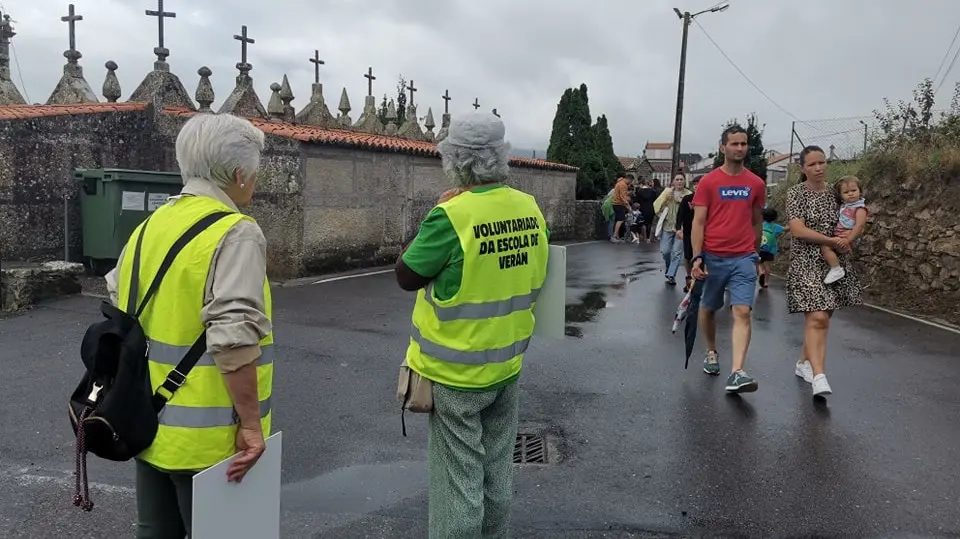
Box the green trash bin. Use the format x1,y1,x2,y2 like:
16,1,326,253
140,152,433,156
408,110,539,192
76,168,184,275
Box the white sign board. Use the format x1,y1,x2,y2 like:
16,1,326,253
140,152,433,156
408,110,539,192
533,245,566,339
192,431,282,539
147,193,168,212
121,191,145,211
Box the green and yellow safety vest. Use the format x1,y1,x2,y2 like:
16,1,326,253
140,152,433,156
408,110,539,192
116,195,273,471
406,186,549,389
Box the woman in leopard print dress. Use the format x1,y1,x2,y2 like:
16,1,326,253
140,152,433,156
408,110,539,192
786,145,863,398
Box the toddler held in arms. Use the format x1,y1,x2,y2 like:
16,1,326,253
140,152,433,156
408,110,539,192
822,176,868,284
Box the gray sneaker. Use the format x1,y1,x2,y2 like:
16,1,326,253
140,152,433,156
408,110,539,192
703,350,720,376
725,370,758,393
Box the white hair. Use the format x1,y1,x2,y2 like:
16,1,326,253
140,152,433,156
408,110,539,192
175,113,265,188
437,112,511,187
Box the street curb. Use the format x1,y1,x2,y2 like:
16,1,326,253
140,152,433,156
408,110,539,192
768,272,960,336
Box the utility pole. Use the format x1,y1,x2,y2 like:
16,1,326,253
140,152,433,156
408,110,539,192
670,4,730,177
859,120,868,155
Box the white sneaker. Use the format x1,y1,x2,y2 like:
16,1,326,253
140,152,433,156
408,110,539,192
824,266,845,284
812,374,832,397
795,361,814,383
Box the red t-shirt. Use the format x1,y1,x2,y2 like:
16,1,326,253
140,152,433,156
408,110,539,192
691,167,766,256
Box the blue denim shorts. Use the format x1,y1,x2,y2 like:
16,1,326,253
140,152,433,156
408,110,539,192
701,252,760,311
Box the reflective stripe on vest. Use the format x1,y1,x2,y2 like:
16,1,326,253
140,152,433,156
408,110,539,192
159,397,272,428
422,283,542,321
405,186,549,389
410,323,531,365
148,340,275,367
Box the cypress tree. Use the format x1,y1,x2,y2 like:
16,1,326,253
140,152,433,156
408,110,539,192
593,114,625,193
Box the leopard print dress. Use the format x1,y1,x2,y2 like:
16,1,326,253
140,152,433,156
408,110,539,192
785,182,864,314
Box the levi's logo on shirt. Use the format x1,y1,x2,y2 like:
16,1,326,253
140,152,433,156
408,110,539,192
718,186,752,200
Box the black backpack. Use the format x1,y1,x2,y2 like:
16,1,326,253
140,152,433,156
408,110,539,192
68,211,232,511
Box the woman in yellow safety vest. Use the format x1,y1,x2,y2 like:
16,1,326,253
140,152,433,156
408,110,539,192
395,112,550,538
106,113,274,539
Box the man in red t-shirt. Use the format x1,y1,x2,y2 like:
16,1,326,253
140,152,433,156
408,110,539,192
690,125,766,393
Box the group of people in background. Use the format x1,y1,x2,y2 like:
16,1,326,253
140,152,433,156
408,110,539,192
602,125,866,399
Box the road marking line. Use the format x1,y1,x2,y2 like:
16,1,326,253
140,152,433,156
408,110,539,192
768,272,960,335
308,241,598,285
14,472,135,494
312,269,393,285
860,302,960,336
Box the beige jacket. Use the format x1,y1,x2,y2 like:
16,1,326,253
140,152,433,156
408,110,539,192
106,178,272,374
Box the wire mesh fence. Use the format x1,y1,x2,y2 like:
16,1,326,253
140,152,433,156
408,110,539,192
788,116,875,161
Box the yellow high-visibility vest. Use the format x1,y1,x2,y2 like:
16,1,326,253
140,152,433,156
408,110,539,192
116,195,273,471
406,186,549,389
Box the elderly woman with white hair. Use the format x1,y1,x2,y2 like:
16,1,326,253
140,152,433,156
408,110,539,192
106,113,274,539
396,112,551,538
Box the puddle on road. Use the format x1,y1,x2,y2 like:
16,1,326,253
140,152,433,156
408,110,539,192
565,290,607,323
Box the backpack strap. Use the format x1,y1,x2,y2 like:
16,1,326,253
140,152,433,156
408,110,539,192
122,210,236,412
125,217,152,315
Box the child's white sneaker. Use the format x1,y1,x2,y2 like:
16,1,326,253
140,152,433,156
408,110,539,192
824,266,845,284
795,361,813,383
812,374,832,397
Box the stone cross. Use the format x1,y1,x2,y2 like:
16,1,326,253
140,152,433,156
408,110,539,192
442,89,451,114
406,79,417,106
472,98,480,110
234,25,255,71
146,0,176,66
364,67,375,96
309,50,324,84
61,4,82,55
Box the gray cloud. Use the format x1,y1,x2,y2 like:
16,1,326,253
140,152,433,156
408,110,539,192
2,0,960,158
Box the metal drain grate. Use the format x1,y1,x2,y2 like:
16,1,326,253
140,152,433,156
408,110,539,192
513,432,547,464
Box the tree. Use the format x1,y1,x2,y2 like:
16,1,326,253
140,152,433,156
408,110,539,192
713,113,767,181
376,74,408,125
546,83,623,199
593,114,626,192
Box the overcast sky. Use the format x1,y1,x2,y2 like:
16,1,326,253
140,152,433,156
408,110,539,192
3,0,960,159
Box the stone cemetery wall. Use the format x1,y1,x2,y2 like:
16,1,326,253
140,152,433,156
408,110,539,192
295,144,579,275
0,104,163,262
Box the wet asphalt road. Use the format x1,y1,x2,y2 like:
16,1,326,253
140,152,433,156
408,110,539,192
2,240,959,538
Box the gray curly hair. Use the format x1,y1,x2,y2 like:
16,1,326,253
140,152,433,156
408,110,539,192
437,112,512,187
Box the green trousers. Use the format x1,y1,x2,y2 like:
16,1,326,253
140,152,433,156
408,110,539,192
428,381,519,539
135,459,196,539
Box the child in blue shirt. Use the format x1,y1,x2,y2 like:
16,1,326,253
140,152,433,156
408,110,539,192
758,208,785,289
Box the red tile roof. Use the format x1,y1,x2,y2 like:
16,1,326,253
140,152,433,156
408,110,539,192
617,156,637,169
168,108,581,172
0,102,148,120
645,142,672,150
651,161,673,173
0,103,577,172
767,152,794,166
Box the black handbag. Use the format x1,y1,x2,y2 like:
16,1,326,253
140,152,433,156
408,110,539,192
68,211,232,511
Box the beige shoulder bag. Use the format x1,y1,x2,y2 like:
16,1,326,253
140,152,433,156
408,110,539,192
397,359,433,436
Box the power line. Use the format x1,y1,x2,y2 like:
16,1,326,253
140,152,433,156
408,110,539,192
692,19,800,121
935,40,960,96
933,23,960,83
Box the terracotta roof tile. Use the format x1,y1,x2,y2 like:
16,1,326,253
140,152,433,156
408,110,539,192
645,142,672,150
767,152,794,166
170,108,578,172
617,156,637,168
651,161,673,173
0,102,148,120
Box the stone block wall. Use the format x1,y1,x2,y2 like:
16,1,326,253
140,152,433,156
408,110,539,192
0,106,162,262
855,173,960,324
296,145,580,275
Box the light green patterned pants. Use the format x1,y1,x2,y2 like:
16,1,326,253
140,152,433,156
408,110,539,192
428,381,519,539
